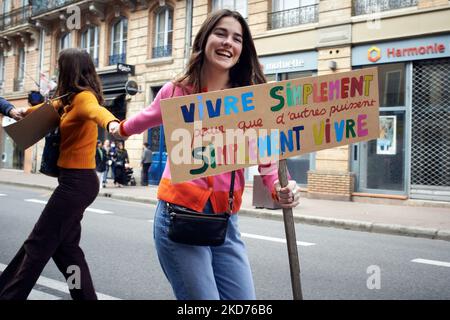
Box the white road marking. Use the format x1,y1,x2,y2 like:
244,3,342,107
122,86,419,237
24,199,113,214
241,233,315,246
25,199,47,204
0,263,121,300
411,258,450,268
148,219,154,223
0,194,6,196
85,208,113,214
28,289,62,300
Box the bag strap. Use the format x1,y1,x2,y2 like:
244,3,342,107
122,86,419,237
45,92,72,117
227,171,236,214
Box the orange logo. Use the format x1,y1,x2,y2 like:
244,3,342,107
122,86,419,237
368,46,381,62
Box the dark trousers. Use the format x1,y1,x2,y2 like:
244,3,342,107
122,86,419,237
0,169,99,300
141,163,151,186
114,165,125,185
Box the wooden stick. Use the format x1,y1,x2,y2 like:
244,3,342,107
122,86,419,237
278,159,303,300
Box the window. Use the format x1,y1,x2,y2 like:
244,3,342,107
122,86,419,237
379,63,405,107
81,26,99,67
2,0,11,26
15,47,25,91
60,33,72,52
152,6,173,58
273,0,300,12
212,0,247,19
20,0,27,20
269,0,318,29
110,17,128,65
353,0,418,16
18,47,25,80
0,53,4,87
352,63,407,193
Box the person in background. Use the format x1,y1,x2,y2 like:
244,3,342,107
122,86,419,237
27,91,45,107
95,140,107,189
0,97,23,121
141,143,152,186
113,141,129,187
102,139,111,187
110,140,117,184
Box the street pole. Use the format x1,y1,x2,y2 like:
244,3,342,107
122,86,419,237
278,159,303,300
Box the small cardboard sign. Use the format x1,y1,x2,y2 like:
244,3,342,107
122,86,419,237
3,101,60,150
161,68,380,183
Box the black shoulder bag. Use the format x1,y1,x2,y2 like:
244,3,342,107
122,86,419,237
167,171,236,246
39,127,61,177
39,93,70,178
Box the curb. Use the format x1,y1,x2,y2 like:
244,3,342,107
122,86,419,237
2,180,450,242
0,181,56,192
100,192,158,206
238,207,450,242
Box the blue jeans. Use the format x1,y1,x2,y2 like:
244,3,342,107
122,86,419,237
102,168,108,184
153,200,256,300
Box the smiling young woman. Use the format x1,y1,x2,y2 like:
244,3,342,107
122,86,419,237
202,16,243,79
112,9,300,300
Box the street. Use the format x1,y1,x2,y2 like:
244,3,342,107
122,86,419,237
1,184,449,300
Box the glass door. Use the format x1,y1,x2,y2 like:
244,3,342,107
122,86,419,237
1,120,24,170
356,110,406,192
352,62,409,194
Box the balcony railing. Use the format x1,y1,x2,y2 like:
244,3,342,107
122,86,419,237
152,45,172,59
0,6,31,31
353,0,418,16
31,0,81,17
109,53,126,65
268,4,318,30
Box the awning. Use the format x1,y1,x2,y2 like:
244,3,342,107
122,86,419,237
103,92,126,108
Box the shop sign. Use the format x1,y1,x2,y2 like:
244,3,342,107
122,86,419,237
259,51,318,74
353,35,450,66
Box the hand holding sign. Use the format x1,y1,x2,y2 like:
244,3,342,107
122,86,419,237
274,179,300,209
7,108,24,121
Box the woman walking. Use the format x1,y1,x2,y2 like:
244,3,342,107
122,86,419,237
0,48,120,300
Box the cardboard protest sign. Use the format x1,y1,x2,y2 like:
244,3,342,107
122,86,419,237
161,68,379,183
3,101,59,150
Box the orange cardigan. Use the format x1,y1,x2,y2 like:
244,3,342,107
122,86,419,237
27,91,118,169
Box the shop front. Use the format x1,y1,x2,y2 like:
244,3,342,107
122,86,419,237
256,51,318,187
0,97,29,172
97,63,134,142
352,34,450,201
1,116,24,170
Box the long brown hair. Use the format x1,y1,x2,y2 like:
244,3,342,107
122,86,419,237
55,48,104,106
174,9,266,93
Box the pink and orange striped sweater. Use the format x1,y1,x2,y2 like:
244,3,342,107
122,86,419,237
120,82,280,214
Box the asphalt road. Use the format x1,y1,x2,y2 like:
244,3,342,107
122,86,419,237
1,184,449,300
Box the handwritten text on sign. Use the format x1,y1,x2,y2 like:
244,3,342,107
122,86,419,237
160,68,379,183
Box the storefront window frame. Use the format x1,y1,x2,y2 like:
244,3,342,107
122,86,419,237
351,62,412,195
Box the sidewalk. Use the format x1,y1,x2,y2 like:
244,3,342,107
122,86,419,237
1,169,449,241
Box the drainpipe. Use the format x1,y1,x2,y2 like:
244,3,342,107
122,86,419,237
183,0,193,68
32,28,45,173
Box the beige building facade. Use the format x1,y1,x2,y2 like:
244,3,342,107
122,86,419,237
1,0,449,202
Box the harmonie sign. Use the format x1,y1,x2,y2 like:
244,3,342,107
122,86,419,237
161,68,379,183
